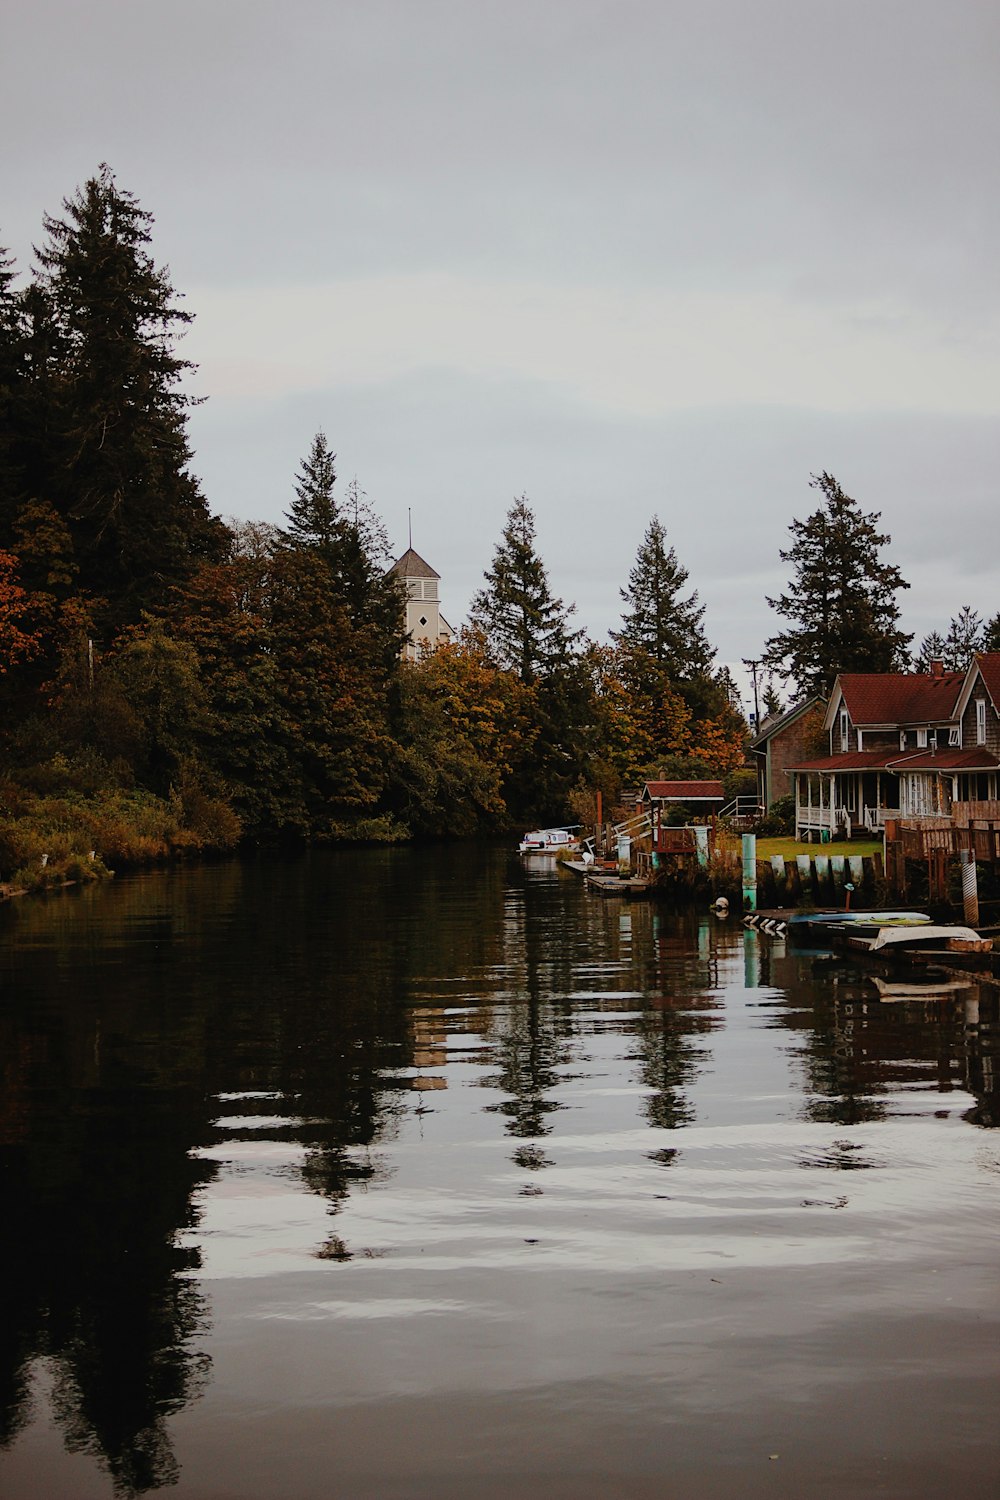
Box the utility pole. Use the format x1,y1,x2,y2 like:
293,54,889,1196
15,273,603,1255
742,657,761,729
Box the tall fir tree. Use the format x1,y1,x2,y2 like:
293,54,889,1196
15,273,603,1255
612,516,713,679
33,164,225,627
764,471,911,697
282,433,405,671
469,495,579,685
983,611,1000,653
285,431,339,556
914,629,947,673
943,605,983,671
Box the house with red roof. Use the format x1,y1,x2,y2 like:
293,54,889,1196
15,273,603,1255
785,655,1000,839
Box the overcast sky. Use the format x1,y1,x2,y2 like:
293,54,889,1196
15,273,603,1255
4,0,998,709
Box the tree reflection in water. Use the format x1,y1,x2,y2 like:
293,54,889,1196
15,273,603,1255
0,1062,214,1494
3,848,999,1497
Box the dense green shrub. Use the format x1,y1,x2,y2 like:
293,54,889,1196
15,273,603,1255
755,794,795,836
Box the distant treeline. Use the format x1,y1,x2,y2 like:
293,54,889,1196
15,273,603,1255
0,167,747,884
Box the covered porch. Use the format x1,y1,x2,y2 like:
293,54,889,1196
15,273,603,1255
793,752,1000,842
794,768,901,840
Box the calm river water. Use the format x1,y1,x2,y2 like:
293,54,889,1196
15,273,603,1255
1,844,998,1499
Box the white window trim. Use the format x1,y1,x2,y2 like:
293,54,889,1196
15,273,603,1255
976,698,987,745
916,728,928,748
949,726,961,747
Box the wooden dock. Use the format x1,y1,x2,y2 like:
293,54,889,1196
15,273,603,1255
562,860,654,898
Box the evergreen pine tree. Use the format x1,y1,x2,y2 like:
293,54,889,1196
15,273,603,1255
33,164,224,626
764,472,911,697
943,605,983,671
914,629,947,672
285,431,339,556
761,679,784,719
282,433,405,669
468,495,579,684
983,611,1000,653
612,516,713,679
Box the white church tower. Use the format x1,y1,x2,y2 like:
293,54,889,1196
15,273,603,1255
389,546,454,661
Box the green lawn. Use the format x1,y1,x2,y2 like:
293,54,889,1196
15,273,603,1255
746,835,883,859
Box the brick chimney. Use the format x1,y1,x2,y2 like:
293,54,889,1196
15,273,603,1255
930,658,944,676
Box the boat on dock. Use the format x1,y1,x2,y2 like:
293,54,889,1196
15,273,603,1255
789,911,990,956
865,924,992,955
786,909,931,928
518,827,581,856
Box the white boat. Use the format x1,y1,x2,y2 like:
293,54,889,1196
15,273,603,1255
869,924,992,954
518,827,580,856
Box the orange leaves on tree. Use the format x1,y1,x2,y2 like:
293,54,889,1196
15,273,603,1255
0,551,43,673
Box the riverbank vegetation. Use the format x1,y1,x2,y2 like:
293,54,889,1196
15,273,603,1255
1,167,747,886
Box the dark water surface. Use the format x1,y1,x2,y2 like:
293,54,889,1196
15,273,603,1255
1,844,999,1499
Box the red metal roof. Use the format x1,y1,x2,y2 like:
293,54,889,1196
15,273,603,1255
838,671,964,725
789,748,1000,773
884,748,1000,771
787,749,900,773
641,780,725,801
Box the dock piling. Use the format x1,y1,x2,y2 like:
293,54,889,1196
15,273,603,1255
959,849,980,928
742,833,757,912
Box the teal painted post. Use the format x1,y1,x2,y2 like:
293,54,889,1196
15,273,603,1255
694,825,709,867
742,833,757,912
744,927,761,989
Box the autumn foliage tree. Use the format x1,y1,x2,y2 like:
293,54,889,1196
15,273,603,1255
390,629,534,836
0,551,42,674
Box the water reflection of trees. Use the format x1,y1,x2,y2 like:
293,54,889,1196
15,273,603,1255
0,1005,215,1494
0,853,390,1490
1,842,512,1491
480,884,725,1147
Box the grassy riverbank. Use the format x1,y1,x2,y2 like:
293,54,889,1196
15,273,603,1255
748,834,883,859
0,769,242,896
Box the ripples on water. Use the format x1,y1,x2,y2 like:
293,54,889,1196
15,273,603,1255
1,844,999,1499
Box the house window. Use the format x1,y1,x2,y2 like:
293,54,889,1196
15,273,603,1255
916,728,928,749
949,727,960,747
976,699,987,745
839,709,849,751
